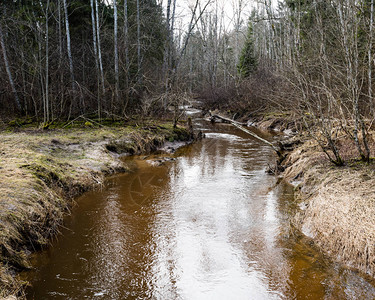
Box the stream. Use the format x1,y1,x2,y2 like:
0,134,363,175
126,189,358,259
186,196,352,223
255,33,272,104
23,110,375,299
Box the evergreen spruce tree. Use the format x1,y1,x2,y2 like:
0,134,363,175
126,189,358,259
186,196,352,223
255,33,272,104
237,21,257,78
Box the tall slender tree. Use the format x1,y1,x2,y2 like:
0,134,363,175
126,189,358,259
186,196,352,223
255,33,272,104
0,23,21,111
369,0,374,113
45,0,50,124
113,0,119,104
90,0,101,117
63,0,75,115
123,0,130,112
136,0,142,83
95,0,105,94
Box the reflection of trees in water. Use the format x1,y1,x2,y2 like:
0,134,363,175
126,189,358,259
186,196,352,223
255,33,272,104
203,138,230,178
88,163,175,299
173,127,304,297
169,129,294,298
176,137,229,180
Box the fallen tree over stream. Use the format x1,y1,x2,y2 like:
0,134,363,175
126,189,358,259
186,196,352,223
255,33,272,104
209,111,285,160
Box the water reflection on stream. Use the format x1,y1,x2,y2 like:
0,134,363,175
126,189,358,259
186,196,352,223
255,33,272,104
24,115,375,299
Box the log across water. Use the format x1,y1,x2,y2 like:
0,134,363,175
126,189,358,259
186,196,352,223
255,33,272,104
209,111,285,159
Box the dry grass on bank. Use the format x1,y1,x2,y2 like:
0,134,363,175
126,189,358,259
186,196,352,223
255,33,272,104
0,124,190,298
299,167,375,275
281,134,375,277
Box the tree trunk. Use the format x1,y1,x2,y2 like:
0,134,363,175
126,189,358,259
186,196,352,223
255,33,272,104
45,0,50,123
95,0,105,95
63,0,76,115
0,23,21,111
123,0,130,113
210,111,283,157
136,0,142,84
90,0,100,118
369,0,374,114
162,0,172,109
58,0,62,63
113,0,119,105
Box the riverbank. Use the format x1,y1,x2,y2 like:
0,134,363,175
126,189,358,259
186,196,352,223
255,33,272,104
282,136,375,278
249,113,375,279
0,123,192,298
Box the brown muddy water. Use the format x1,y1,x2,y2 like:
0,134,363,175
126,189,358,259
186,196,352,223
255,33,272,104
23,113,375,299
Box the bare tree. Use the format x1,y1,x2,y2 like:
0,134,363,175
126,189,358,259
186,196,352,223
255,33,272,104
114,0,119,104
45,0,50,124
0,22,21,111
136,0,142,83
95,0,105,95
90,0,101,117
123,0,130,112
338,0,370,161
369,0,374,114
63,0,76,116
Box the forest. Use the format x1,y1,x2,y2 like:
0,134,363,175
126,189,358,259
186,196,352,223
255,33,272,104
2,1,375,297
0,0,374,165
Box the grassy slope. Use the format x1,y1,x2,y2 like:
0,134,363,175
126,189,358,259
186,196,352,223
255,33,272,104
252,111,375,278
0,124,191,297
281,137,375,278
